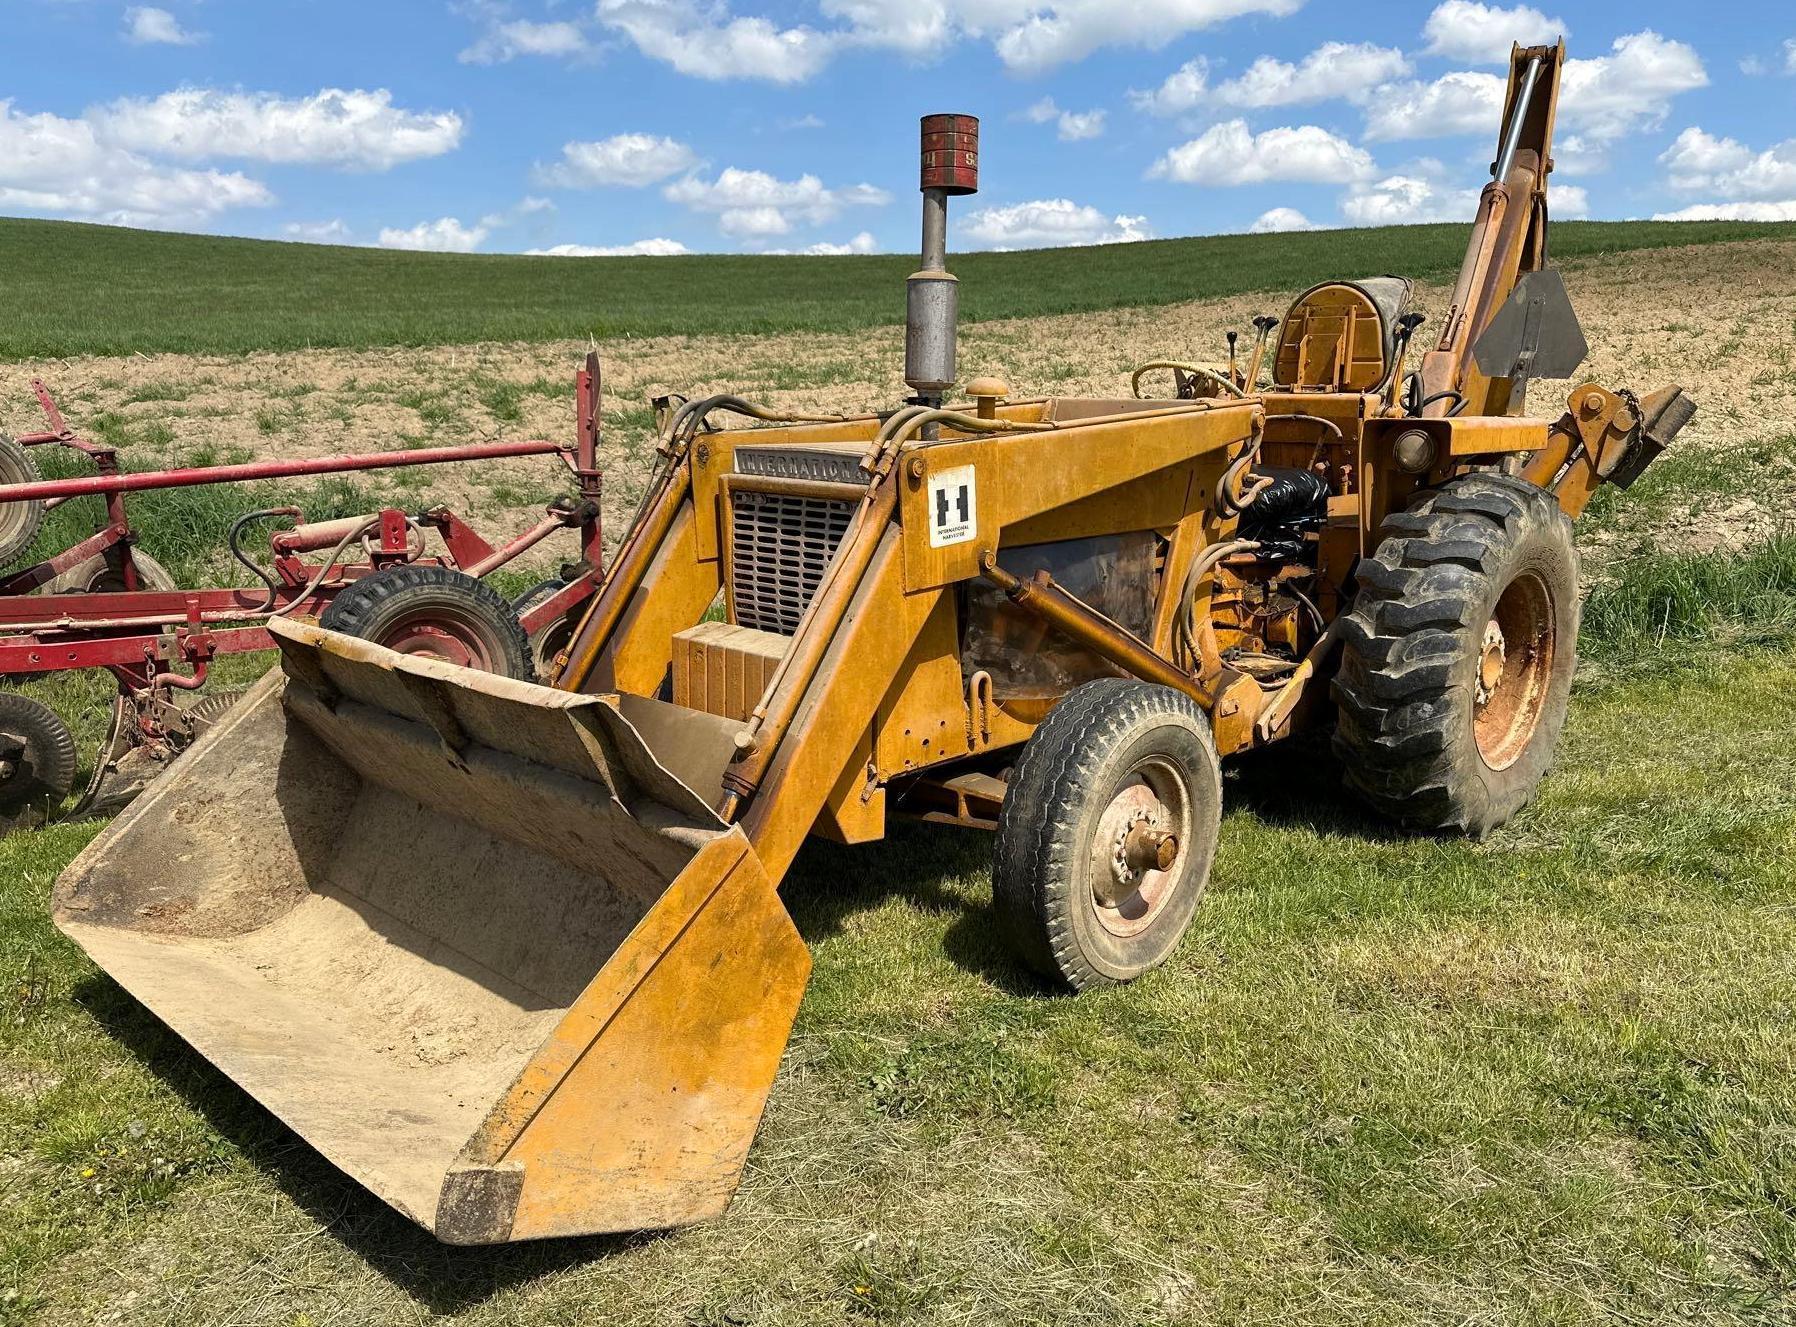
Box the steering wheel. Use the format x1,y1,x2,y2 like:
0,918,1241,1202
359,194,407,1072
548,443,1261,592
1130,361,1248,401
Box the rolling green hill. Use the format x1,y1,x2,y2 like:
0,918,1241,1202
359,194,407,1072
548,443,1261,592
4,214,1794,360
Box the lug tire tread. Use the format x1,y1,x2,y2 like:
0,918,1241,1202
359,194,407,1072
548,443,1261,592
1330,474,1578,835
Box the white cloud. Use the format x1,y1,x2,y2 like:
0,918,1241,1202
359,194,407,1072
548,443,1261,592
1212,42,1410,108
1130,57,1208,116
1660,127,1754,189
1367,31,1704,145
527,237,692,255
1551,183,1588,216
596,0,835,84
664,167,889,236
1421,1,1565,65
459,19,589,63
124,6,203,45
1055,108,1107,141
478,195,555,231
818,0,947,53
535,133,698,188
1150,121,1376,186
282,219,351,242
378,217,488,252
1553,134,1606,175
1660,128,1796,201
800,231,878,254
1652,200,1796,222
94,88,464,171
960,199,1150,249
1342,173,1480,226
1558,31,1706,142
598,0,1301,82
1746,38,1796,75
1340,166,1586,226
1363,71,1504,142
1023,98,1106,141
990,0,1303,75
0,100,271,227
1249,207,1314,233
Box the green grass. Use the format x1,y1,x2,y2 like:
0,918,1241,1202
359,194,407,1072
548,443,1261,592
6,216,1796,359
4,538,1796,1323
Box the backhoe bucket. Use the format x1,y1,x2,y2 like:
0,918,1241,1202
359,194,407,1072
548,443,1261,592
53,621,810,1244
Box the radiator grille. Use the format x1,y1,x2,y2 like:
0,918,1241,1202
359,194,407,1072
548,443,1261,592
729,489,856,635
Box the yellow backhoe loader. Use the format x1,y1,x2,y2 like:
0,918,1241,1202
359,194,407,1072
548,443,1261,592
54,44,1693,1244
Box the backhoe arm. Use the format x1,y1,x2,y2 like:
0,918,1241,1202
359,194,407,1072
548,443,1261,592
1415,41,1564,418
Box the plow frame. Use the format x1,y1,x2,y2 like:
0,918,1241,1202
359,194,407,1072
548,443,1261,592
1,364,608,695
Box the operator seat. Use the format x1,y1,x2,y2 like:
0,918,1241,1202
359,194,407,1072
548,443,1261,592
1271,276,1413,393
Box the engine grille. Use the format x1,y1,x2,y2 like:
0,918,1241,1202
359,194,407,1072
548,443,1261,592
729,488,857,635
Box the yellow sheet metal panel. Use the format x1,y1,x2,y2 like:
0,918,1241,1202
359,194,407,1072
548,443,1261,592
873,590,974,778
452,828,810,1242
587,505,721,698
1443,416,1549,456
814,727,885,844
897,403,1260,593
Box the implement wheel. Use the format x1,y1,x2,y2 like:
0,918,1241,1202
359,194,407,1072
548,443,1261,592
46,548,178,594
0,437,45,569
994,679,1222,991
514,577,580,682
1332,473,1578,836
0,692,77,826
320,565,531,680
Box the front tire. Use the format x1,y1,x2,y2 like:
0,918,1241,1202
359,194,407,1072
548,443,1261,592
994,679,1223,991
1331,473,1579,835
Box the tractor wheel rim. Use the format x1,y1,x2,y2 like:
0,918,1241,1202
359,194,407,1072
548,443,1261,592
375,605,509,671
1473,569,1555,771
1088,756,1190,939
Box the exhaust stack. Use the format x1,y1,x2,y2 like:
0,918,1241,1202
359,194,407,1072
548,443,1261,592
905,114,978,405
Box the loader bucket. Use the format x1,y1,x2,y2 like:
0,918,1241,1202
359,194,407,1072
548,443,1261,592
53,620,810,1244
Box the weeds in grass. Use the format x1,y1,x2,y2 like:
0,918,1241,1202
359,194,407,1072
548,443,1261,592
120,382,192,405
477,378,525,423
395,387,459,431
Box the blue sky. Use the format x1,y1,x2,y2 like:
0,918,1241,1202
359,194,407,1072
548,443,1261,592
3,0,1793,255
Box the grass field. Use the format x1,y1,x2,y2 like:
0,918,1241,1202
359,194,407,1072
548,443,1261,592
3,540,1796,1325
6,215,1796,359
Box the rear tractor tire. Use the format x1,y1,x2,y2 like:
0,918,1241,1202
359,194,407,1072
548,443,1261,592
320,565,532,681
993,679,1223,991
0,692,77,827
1331,473,1578,836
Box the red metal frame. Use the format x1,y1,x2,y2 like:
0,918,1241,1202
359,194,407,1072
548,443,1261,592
2,361,610,753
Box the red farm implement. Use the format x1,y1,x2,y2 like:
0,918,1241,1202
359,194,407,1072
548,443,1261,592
0,358,609,830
